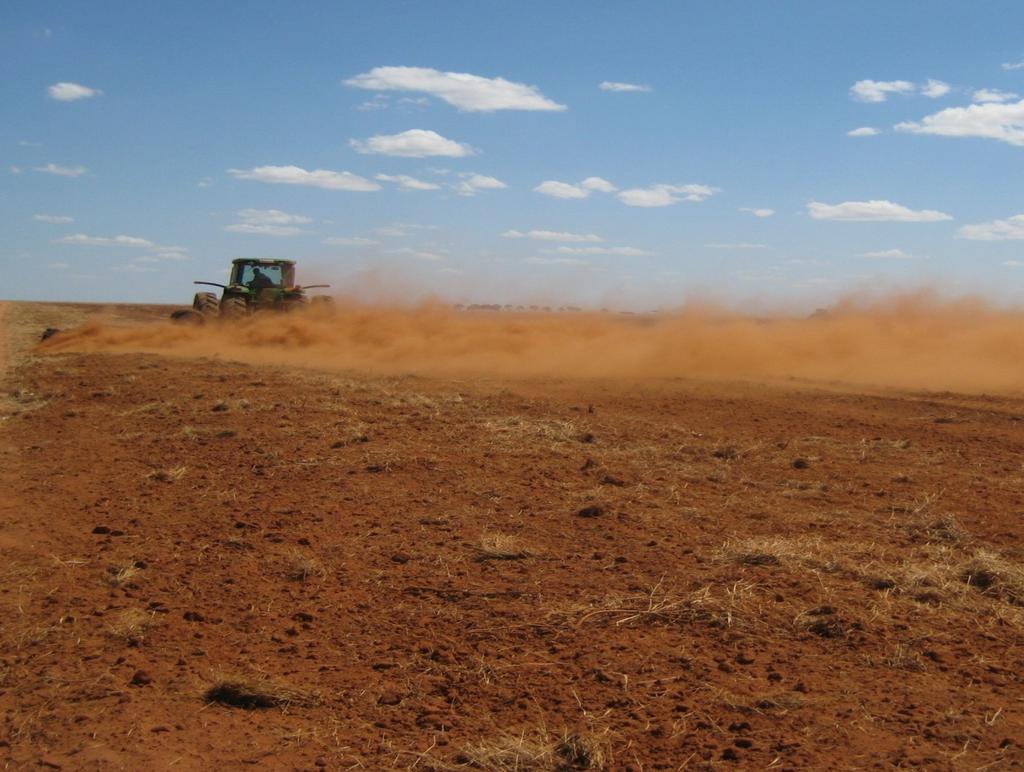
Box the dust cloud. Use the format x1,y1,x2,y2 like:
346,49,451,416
40,293,1024,393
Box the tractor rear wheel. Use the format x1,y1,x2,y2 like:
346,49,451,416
193,292,219,318
220,296,249,319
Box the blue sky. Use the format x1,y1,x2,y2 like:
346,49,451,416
3,1,1024,308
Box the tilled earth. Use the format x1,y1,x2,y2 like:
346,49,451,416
1,301,1023,770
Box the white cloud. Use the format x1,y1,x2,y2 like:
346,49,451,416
1004,260,1023,266
850,79,915,103
924,101,1024,143
55,234,156,247
599,81,652,93
617,184,719,207
238,209,311,225
48,262,70,270
1002,61,1024,71
228,165,379,191
534,180,590,199
225,208,312,237
197,177,214,188
33,214,74,224
324,236,379,246
18,140,42,147
860,248,912,259
525,256,588,266
580,176,617,192
972,88,1019,103
705,243,767,249
552,245,650,256
373,222,438,238
355,95,390,111
738,207,775,217
454,173,507,196
350,129,473,158
921,79,951,98
225,224,305,236
502,229,602,242
390,247,445,261
957,214,1024,241
47,82,102,101
807,200,952,222
136,251,192,263
896,99,1024,146
374,173,441,191
847,126,880,137
10,166,23,175
35,163,87,177
533,177,617,199
344,66,565,112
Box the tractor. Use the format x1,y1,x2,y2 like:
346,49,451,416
172,258,331,322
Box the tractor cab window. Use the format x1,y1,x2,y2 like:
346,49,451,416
233,263,287,288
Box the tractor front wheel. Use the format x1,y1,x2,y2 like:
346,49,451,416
193,292,220,318
220,296,249,319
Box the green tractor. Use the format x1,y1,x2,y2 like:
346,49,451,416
173,258,331,322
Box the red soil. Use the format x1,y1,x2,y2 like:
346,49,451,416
1,301,1023,770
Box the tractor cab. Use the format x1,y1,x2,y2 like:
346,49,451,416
230,258,295,289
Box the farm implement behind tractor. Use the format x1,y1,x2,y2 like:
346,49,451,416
171,258,331,323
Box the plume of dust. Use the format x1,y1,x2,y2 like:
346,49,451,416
39,291,1024,393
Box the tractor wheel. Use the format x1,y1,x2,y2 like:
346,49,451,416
193,292,220,318
282,296,311,313
220,296,249,320
170,309,204,325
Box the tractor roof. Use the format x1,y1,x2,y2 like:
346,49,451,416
231,258,295,266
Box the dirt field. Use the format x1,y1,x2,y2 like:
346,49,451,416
2,300,1023,770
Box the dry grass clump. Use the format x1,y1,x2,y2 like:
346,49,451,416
721,690,808,714
721,535,822,567
204,678,319,709
558,580,755,631
907,514,967,545
454,729,605,771
483,417,592,446
476,533,532,561
107,608,155,644
886,643,926,672
284,551,326,582
960,550,1024,606
146,465,187,483
105,561,142,588
864,546,1024,618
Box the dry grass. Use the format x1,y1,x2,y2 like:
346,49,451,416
907,513,967,544
105,562,141,588
476,533,532,561
107,608,155,643
960,550,1024,606
558,579,756,631
452,729,605,771
284,551,326,582
204,677,319,709
722,535,822,567
886,643,927,672
483,416,593,447
146,465,187,483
